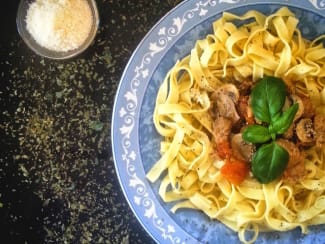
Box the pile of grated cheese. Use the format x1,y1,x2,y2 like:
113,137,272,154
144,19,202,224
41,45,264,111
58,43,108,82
26,0,93,52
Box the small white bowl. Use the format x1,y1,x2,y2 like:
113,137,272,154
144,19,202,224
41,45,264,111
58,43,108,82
16,0,99,60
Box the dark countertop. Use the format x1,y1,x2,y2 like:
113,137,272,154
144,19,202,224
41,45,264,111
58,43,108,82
0,1,181,243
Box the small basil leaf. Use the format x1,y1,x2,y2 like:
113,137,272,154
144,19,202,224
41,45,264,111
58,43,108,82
242,125,271,144
251,142,289,184
251,76,287,123
270,103,299,135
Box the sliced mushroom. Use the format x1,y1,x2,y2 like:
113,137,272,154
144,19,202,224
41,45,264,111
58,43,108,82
284,95,312,140
211,84,240,122
295,118,316,146
290,94,304,121
219,84,240,103
314,114,325,148
231,133,255,162
301,96,315,118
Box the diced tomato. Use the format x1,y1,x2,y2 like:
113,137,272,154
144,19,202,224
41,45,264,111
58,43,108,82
220,159,249,185
216,141,232,159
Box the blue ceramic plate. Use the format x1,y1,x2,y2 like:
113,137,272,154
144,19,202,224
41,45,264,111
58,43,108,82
112,1,325,243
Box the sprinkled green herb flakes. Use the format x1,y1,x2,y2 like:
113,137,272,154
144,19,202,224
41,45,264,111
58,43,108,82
1,49,112,243
89,120,104,131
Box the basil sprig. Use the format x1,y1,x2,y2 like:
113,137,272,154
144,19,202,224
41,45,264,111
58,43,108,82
242,76,298,184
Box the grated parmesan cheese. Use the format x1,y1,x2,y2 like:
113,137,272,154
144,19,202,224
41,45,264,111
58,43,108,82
26,0,93,52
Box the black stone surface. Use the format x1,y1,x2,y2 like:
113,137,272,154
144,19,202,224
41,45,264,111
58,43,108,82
0,1,182,243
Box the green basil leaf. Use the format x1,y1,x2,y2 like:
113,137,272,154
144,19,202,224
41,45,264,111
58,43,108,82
269,103,299,135
251,142,289,184
251,76,287,123
242,125,271,143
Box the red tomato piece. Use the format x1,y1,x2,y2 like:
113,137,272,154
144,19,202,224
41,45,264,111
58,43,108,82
220,159,249,185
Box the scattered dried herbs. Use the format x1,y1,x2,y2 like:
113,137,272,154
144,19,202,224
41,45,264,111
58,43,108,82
0,0,178,243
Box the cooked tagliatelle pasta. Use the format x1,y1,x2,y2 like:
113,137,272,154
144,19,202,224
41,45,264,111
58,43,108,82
146,7,325,243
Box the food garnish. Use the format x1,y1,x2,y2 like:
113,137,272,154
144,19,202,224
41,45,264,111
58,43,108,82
243,76,299,183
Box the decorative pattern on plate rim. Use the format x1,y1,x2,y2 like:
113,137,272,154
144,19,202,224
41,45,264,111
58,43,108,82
309,0,325,9
116,0,324,243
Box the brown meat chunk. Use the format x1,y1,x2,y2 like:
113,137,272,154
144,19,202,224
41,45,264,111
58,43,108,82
314,114,325,148
212,116,232,144
211,84,240,123
276,139,305,183
237,79,254,95
212,116,233,159
283,123,294,139
237,96,254,124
